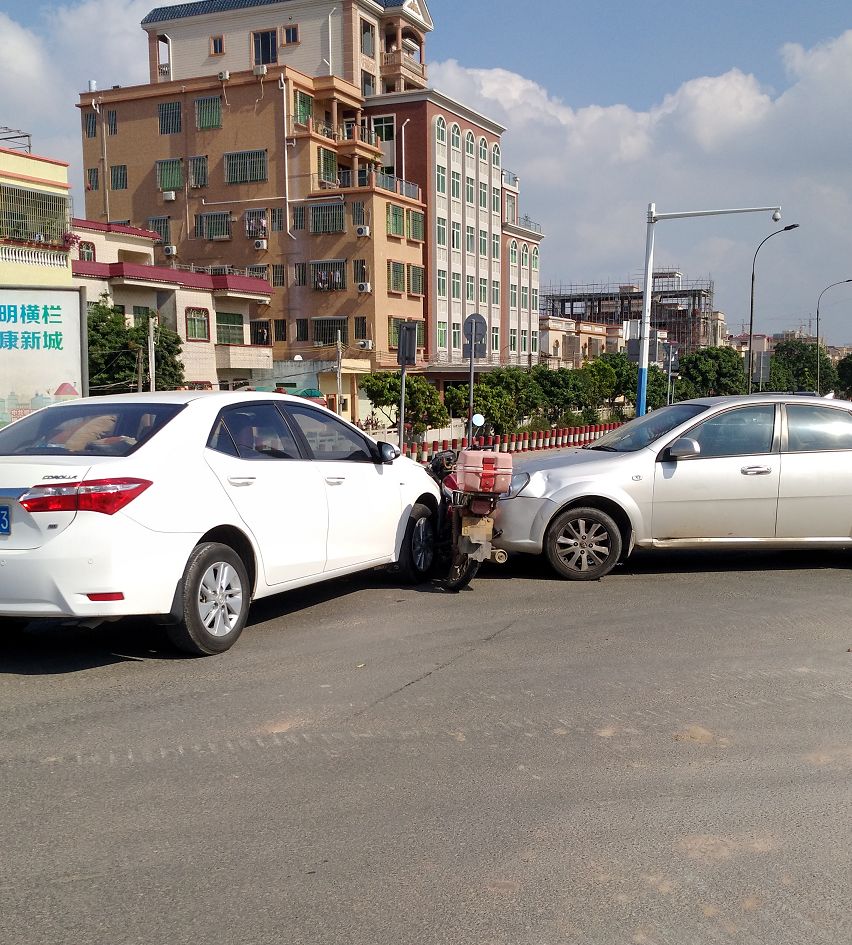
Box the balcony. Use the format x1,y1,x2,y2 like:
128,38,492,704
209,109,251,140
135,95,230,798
381,50,427,85
311,171,420,201
288,118,380,151
215,342,272,371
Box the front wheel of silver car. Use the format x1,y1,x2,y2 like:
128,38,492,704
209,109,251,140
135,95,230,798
167,542,250,656
545,507,622,581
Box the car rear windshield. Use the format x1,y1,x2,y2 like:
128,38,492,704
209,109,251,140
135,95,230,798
0,402,184,457
585,403,710,453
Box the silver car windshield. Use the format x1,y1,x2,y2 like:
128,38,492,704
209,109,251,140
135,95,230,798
585,403,710,453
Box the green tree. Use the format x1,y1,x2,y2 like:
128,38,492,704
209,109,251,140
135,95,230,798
600,351,639,407
358,373,448,436
836,353,852,397
530,366,586,422
677,346,746,397
771,338,837,395
579,358,617,408
87,293,184,393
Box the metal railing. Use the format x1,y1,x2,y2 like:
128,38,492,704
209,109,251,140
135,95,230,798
288,117,379,148
517,215,543,234
158,63,170,79
310,172,420,201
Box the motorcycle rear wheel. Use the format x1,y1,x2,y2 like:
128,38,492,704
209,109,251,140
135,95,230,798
441,554,481,592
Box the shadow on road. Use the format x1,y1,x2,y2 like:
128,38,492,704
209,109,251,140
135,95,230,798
472,546,849,582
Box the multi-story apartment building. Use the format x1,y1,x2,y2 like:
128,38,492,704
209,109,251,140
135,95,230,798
78,0,542,403
361,92,543,390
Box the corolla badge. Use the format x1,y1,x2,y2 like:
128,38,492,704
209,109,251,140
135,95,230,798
632,475,643,481
43,475,76,480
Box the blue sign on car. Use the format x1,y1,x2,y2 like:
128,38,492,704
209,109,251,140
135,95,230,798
0,505,10,535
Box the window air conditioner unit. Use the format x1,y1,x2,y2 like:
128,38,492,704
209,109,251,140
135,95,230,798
253,64,268,77
163,244,178,257
163,191,176,202
357,281,372,293
253,238,268,250
357,339,374,350
217,70,230,81
355,224,371,238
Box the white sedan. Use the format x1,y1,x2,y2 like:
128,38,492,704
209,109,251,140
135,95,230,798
0,392,440,654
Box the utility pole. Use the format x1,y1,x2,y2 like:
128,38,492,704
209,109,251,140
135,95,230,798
336,330,343,414
136,346,143,393
148,313,156,392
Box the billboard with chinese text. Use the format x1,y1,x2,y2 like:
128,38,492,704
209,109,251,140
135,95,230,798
0,287,84,428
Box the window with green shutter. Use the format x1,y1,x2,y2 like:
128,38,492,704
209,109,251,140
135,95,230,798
225,150,267,184
387,204,405,237
216,312,244,345
317,147,337,184
156,159,183,191
387,261,406,293
195,96,221,130
294,90,314,125
406,209,424,241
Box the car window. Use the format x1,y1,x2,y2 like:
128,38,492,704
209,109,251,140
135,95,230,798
284,403,374,462
0,402,183,456
209,404,301,460
588,403,709,453
786,404,852,452
687,405,775,458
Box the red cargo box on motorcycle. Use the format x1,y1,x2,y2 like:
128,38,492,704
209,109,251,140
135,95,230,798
455,450,512,495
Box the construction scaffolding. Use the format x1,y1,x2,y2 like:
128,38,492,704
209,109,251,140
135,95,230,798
542,270,721,355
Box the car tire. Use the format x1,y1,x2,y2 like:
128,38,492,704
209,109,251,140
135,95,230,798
167,542,250,656
397,503,436,583
545,506,622,581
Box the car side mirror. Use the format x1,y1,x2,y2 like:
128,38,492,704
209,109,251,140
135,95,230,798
664,437,701,461
375,441,399,465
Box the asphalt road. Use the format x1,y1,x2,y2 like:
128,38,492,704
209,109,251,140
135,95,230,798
1,547,850,945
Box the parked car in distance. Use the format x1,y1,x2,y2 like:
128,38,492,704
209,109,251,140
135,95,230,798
0,392,440,654
496,394,852,579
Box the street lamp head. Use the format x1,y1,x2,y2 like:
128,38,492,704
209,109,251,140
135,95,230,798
783,223,800,232
771,209,782,223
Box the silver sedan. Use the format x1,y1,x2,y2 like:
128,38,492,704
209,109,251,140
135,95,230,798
495,394,852,579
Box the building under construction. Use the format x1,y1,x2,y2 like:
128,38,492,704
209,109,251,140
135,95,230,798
542,270,725,356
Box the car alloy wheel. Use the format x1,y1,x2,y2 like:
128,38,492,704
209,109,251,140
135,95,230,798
546,506,622,581
168,542,251,655
397,502,436,583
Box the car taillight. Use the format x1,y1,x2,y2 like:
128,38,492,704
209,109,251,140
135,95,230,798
19,478,152,515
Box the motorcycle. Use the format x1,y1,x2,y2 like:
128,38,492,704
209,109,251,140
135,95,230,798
427,416,513,591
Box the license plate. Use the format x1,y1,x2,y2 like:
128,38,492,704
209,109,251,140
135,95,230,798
0,505,9,536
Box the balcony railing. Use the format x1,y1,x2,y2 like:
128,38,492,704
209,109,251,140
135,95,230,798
382,50,427,79
310,172,420,201
502,169,520,188
288,117,380,149
158,63,171,80
517,215,543,234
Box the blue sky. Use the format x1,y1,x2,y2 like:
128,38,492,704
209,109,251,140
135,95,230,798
3,0,852,341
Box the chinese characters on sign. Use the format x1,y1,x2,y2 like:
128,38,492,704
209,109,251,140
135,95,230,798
0,289,83,429
0,303,65,351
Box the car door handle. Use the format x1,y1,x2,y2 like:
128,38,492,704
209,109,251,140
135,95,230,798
741,466,772,475
325,476,346,485
228,476,256,486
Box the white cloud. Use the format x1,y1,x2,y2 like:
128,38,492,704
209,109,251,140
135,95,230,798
430,36,852,341
4,5,852,340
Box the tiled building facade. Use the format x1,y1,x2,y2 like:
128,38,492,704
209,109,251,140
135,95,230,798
77,0,542,401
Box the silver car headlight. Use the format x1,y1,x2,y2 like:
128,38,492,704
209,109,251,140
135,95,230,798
504,471,530,499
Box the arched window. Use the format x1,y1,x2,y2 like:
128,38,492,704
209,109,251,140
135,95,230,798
532,246,539,271
479,137,488,162
521,244,529,268
450,123,461,150
492,143,500,168
436,116,446,144
78,241,96,262
465,131,475,157
510,240,518,265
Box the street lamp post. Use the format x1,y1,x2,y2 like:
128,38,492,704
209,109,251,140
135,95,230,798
746,224,800,394
637,203,785,415
815,279,852,394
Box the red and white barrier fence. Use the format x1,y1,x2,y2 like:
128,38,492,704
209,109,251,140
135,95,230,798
401,423,622,464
